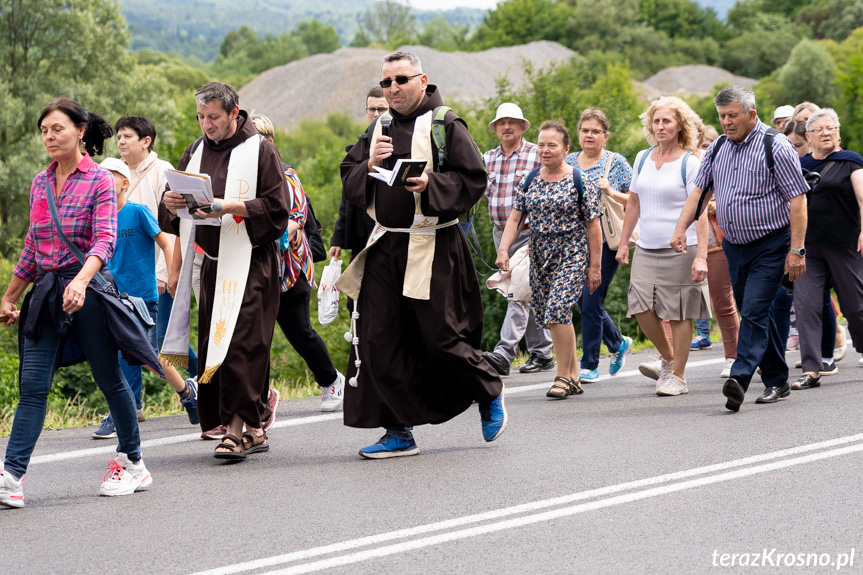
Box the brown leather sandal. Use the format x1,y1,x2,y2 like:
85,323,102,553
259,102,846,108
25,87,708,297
213,433,246,461
242,431,269,454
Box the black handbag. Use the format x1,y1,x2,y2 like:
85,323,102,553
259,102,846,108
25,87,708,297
44,183,155,329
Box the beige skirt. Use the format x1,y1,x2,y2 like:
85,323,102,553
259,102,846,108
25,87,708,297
628,246,712,320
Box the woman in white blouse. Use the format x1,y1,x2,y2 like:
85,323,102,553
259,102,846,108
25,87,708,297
616,97,711,396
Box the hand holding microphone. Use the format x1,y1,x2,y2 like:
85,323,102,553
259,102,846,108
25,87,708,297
380,114,392,170
189,200,222,216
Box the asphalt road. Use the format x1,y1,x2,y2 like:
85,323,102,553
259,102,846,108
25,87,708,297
2,344,863,574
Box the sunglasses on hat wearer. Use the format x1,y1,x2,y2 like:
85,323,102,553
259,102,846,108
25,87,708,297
379,73,422,89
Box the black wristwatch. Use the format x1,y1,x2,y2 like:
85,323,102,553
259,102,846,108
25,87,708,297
790,248,806,257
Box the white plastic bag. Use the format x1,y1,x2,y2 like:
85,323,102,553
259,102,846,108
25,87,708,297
317,257,342,326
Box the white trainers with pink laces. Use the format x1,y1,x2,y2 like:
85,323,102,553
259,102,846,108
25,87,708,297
98,453,152,497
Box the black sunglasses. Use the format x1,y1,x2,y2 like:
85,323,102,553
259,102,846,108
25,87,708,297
379,73,422,89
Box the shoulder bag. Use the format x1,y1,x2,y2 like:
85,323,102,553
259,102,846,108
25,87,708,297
597,152,638,250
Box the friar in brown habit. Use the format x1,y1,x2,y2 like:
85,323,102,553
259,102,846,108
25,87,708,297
160,82,290,459
338,52,507,459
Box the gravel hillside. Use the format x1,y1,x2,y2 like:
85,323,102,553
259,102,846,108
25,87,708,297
240,45,757,131
239,42,577,130
643,65,756,97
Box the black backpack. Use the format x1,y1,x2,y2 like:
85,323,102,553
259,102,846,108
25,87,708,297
304,198,327,263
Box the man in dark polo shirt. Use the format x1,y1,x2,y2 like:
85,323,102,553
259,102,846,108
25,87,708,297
671,85,809,411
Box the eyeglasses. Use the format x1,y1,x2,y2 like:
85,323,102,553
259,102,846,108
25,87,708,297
379,73,422,89
579,128,606,136
808,125,838,136
366,107,389,115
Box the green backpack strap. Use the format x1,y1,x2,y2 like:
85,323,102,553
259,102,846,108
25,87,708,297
431,105,452,169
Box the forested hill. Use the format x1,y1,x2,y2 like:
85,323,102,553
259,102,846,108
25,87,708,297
121,0,484,61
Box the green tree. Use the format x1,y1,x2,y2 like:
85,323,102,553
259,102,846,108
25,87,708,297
0,0,181,252
722,28,801,78
471,0,571,49
778,39,837,106
417,16,472,52
294,20,342,55
637,0,728,40
798,0,863,41
359,0,416,47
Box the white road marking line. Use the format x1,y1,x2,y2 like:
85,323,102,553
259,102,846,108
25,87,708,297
189,432,863,575
28,413,343,465
506,357,727,394
27,358,725,465
258,442,863,575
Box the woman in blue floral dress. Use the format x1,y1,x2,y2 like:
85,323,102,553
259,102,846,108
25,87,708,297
496,121,603,399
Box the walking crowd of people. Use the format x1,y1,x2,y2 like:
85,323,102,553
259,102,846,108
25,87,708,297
2,50,862,508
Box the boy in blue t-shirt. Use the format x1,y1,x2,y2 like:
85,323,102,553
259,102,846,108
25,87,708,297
92,158,198,439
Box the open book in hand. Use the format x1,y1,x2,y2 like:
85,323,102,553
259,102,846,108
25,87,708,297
163,169,221,226
369,159,428,187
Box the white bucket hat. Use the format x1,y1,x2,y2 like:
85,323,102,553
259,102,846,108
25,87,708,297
100,157,131,181
489,103,530,132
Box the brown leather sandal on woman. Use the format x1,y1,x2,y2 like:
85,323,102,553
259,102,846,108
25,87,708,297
213,433,246,461
242,431,269,454
546,376,582,399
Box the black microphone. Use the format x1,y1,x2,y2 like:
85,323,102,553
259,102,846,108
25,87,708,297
379,114,392,170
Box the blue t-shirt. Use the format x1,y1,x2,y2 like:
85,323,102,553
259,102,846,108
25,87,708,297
108,202,161,303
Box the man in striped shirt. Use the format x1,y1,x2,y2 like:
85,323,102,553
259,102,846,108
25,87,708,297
671,86,809,411
482,103,554,377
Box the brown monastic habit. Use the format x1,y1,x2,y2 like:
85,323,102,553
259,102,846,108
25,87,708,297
339,85,502,429
159,111,290,430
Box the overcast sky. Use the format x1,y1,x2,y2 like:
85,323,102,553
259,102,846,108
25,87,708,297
407,0,498,10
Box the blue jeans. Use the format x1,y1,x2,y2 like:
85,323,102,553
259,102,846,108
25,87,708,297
158,291,198,377
695,319,710,338
579,243,623,370
723,230,789,390
119,299,159,409
4,293,141,479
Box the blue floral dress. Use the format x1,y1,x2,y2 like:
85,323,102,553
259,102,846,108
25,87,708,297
513,168,602,327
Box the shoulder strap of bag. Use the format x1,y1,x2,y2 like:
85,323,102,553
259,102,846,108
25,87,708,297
431,105,452,169
603,152,613,179
680,151,693,185
764,127,778,176
636,147,656,175
44,182,115,294
123,158,159,201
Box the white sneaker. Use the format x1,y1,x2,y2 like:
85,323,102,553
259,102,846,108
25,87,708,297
720,358,735,379
657,373,689,396
639,360,662,381
0,464,25,508
99,453,152,497
654,359,673,395
834,325,848,362
320,371,346,412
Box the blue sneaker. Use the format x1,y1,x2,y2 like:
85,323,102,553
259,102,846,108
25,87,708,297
691,335,712,350
479,385,507,442
358,434,419,459
92,414,117,439
579,368,599,383
180,377,199,425
609,336,633,375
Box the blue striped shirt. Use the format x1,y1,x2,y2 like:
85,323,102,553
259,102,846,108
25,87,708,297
694,120,808,244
